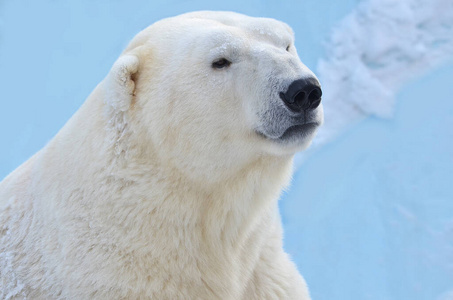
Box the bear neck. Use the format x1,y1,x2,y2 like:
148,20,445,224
109,146,294,249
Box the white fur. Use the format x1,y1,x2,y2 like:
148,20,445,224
0,11,321,299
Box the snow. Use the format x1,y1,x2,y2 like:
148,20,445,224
1,0,453,299
307,0,453,149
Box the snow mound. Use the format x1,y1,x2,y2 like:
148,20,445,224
314,0,453,145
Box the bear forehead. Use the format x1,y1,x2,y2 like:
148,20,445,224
150,11,294,48
181,11,291,31
182,11,293,43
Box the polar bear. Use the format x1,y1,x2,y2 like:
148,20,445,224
0,11,323,299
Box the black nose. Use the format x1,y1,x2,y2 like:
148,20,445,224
279,78,322,113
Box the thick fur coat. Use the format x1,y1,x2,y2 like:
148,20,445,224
0,11,323,299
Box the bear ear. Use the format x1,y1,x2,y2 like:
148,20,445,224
104,54,140,112
103,53,140,159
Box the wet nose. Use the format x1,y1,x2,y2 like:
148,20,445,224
279,78,322,113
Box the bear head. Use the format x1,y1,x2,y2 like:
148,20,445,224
103,11,323,183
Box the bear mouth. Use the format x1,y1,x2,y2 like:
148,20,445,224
257,122,320,143
277,122,320,141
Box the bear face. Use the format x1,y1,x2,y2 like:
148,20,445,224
106,11,323,183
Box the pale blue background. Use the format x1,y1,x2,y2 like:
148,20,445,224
1,1,452,299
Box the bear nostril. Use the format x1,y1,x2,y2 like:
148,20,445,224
294,91,307,108
308,87,322,109
308,87,321,102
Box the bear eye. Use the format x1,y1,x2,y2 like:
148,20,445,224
212,58,232,69
286,45,290,52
